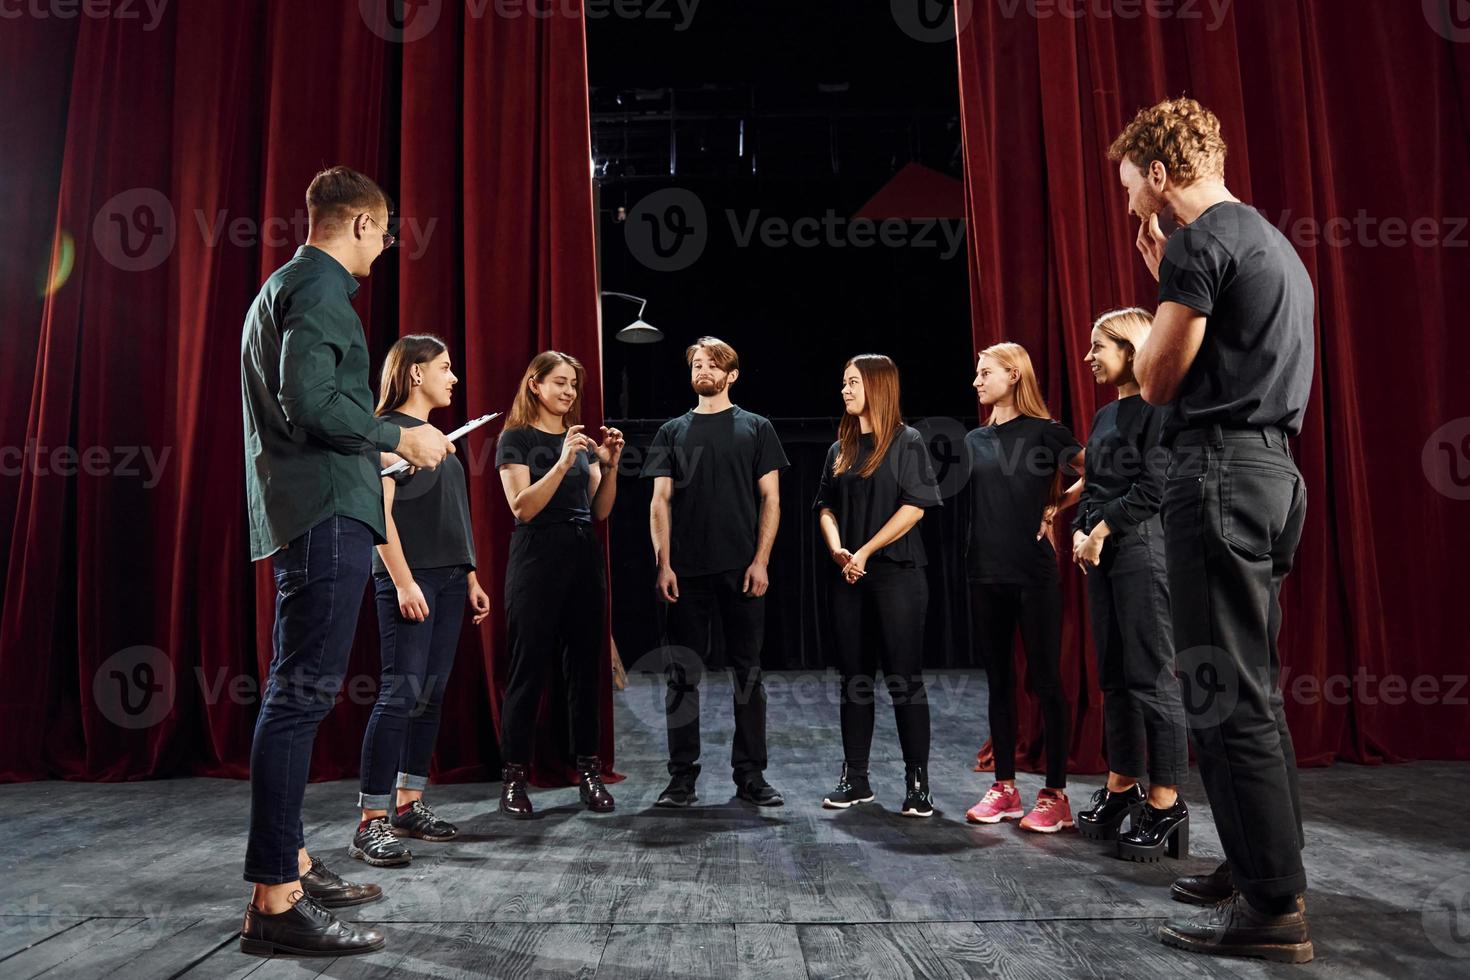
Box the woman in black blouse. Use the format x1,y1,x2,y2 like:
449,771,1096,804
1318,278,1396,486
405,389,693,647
494,351,624,819
815,354,942,817
1072,309,1189,860
962,342,1083,834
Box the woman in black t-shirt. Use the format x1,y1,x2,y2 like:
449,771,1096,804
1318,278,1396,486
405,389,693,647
350,335,492,868
814,354,942,817
1072,309,1189,860
494,351,624,819
962,342,1083,834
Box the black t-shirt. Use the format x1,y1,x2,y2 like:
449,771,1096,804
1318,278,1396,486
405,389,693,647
494,425,592,526
1157,201,1315,442
372,412,477,575
1073,395,1169,538
963,415,1080,586
812,425,941,568
640,406,790,577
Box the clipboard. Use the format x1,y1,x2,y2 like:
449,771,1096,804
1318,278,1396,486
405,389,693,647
381,412,501,477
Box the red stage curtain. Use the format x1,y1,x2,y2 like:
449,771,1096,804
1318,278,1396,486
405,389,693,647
956,0,1470,769
0,2,606,785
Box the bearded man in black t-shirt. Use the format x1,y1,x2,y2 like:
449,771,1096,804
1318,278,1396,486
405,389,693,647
1110,98,1316,964
640,337,790,808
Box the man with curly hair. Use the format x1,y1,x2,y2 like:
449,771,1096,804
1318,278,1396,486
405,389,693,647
1108,98,1316,964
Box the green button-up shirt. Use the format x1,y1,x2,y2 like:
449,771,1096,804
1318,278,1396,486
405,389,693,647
241,246,402,561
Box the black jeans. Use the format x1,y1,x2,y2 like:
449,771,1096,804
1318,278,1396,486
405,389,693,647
500,523,605,764
663,569,768,783
1084,515,1188,785
358,565,469,809
829,560,930,769
969,580,1068,788
246,515,373,884
1163,425,1308,906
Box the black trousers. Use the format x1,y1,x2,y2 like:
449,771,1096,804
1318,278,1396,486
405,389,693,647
1163,425,1308,907
1085,515,1188,785
969,580,1068,788
663,569,768,783
829,560,930,769
500,523,606,765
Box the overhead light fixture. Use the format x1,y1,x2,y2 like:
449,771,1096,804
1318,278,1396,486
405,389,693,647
600,291,664,344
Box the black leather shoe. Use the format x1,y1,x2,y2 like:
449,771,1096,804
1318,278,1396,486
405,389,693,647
1172,860,1233,905
1117,797,1189,862
1075,784,1145,841
900,765,935,818
736,774,784,807
500,763,534,819
239,893,386,957
391,800,458,842
822,764,875,809
1159,892,1313,963
348,818,412,868
301,856,382,909
576,755,615,813
656,770,699,808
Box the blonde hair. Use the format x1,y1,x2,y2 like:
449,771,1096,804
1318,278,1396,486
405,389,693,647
978,342,1051,423
1108,96,1228,185
503,350,584,432
1092,307,1153,359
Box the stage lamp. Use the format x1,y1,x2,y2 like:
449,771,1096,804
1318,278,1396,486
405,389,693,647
600,291,664,344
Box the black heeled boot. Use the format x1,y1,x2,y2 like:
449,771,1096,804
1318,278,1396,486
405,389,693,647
499,763,533,819
900,765,934,818
1075,784,1145,841
1117,797,1189,861
576,755,615,813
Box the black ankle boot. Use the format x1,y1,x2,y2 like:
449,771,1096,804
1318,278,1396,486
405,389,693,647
1117,797,1189,862
822,763,874,809
1076,784,1145,841
1158,892,1313,963
900,765,934,818
499,763,533,819
576,755,615,813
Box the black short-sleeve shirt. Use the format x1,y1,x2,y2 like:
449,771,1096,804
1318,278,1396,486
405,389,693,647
494,425,592,526
813,425,941,567
963,415,1080,586
1157,201,1315,442
372,411,477,575
640,406,790,577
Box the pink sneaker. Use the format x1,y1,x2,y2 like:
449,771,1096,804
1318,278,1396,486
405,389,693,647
1020,788,1074,833
965,782,1023,824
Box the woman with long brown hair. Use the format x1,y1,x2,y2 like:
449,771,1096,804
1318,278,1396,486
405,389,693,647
350,335,491,868
962,342,1083,833
494,351,624,819
815,354,941,817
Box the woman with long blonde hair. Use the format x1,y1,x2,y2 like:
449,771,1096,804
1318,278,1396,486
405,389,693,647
962,342,1083,833
1072,309,1189,861
814,354,942,817
493,351,624,819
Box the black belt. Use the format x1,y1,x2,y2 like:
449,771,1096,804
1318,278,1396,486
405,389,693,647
1171,423,1291,450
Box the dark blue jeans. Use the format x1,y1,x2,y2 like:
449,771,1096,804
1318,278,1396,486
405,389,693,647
358,565,469,809
245,515,373,884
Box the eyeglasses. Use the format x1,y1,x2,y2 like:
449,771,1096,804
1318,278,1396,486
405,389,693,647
361,213,397,249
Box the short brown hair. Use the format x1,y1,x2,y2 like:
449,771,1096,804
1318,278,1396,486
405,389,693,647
306,166,390,231
685,336,739,373
1108,97,1227,186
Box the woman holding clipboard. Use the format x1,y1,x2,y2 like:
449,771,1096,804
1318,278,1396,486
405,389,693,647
349,335,492,868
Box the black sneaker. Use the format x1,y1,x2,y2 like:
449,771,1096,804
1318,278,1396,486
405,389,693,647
301,855,382,908
348,818,412,868
735,775,784,807
390,800,458,842
240,892,386,958
655,772,699,808
900,765,935,818
822,764,875,809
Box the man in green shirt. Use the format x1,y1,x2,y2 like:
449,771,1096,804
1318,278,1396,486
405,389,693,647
238,166,452,958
